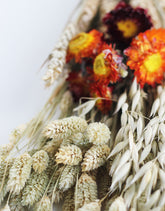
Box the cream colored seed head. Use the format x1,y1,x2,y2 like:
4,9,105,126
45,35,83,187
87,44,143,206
21,171,49,206
32,150,49,173
7,153,32,194
82,144,110,172
43,116,87,140
34,196,51,211
55,144,82,165
86,122,111,145
75,173,98,209
59,165,80,191
9,124,26,144
60,90,73,112
0,204,11,211
109,197,127,211
78,201,101,211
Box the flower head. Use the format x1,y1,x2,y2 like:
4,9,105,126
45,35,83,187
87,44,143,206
85,122,111,145
90,83,112,113
66,29,103,63
93,43,127,84
124,28,165,87
67,71,89,101
103,1,152,48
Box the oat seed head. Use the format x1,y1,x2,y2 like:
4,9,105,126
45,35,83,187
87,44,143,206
82,144,110,172
55,144,82,165
21,171,49,206
7,153,32,194
109,197,126,211
75,173,98,209
34,196,52,211
43,116,87,140
32,150,49,174
85,122,111,145
59,165,80,192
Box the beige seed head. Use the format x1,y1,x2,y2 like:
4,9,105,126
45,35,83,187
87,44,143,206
7,153,32,194
59,165,80,192
42,139,62,157
0,143,14,158
43,116,87,140
75,173,98,209
78,201,101,211
77,0,100,32
62,188,75,211
86,122,111,145
9,124,26,144
60,90,73,116
21,171,49,206
0,204,11,211
34,196,52,211
47,167,63,203
32,150,49,173
9,192,26,211
55,145,82,165
43,23,76,86
82,145,110,172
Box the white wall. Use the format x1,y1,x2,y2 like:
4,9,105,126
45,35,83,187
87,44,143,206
0,0,78,144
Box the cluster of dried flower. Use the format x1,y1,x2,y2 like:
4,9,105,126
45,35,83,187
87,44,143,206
1,0,165,210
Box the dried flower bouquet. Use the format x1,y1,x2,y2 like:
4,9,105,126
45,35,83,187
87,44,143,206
1,0,165,210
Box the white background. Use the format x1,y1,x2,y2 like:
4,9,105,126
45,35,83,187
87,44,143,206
0,0,78,145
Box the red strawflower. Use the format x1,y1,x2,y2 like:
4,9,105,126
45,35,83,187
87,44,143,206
90,83,112,114
67,71,89,101
103,1,152,48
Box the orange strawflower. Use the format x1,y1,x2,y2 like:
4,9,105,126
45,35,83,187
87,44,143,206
90,83,112,113
93,44,127,84
66,30,103,63
124,29,165,87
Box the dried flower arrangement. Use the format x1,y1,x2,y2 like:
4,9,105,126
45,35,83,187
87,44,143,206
1,0,165,210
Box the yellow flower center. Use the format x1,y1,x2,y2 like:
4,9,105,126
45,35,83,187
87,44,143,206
68,32,93,54
94,53,109,75
143,53,162,73
117,20,138,38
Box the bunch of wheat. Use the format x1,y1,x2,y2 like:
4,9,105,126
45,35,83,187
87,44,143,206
1,0,165,211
